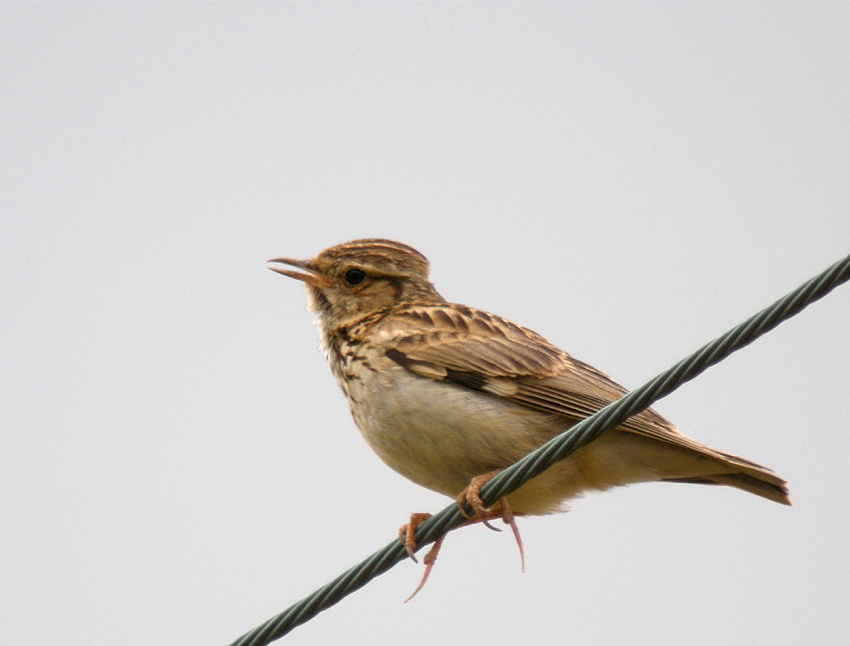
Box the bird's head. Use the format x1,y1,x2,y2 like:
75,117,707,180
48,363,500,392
269,238,444,332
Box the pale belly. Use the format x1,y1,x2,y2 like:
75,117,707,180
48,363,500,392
343,365,700,515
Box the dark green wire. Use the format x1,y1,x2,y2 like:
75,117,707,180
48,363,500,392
228,251,850,646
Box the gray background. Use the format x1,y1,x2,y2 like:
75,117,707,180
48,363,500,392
2,4,849,645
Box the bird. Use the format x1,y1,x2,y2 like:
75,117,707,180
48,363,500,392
269,238,790,592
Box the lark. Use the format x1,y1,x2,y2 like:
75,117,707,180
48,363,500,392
270,239,789,593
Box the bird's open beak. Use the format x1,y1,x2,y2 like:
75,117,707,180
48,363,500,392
268,258,332,288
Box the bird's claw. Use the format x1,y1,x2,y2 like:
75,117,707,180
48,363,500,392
398,512,432,563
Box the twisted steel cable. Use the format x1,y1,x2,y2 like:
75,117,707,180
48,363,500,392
228,251,850,646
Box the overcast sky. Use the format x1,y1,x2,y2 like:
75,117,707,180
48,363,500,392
2,4,849,646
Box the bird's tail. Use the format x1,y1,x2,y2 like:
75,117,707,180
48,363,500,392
664,456,791,506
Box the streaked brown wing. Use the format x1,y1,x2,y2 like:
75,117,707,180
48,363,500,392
385,304,632,406
386,304,566,377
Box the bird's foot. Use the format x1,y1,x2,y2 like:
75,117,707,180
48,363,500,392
401,473,527,601
456,470,502,528
404,533,446,603
456,471,526,572
399,512,432,562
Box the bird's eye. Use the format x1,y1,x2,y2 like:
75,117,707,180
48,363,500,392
344,268,366,285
